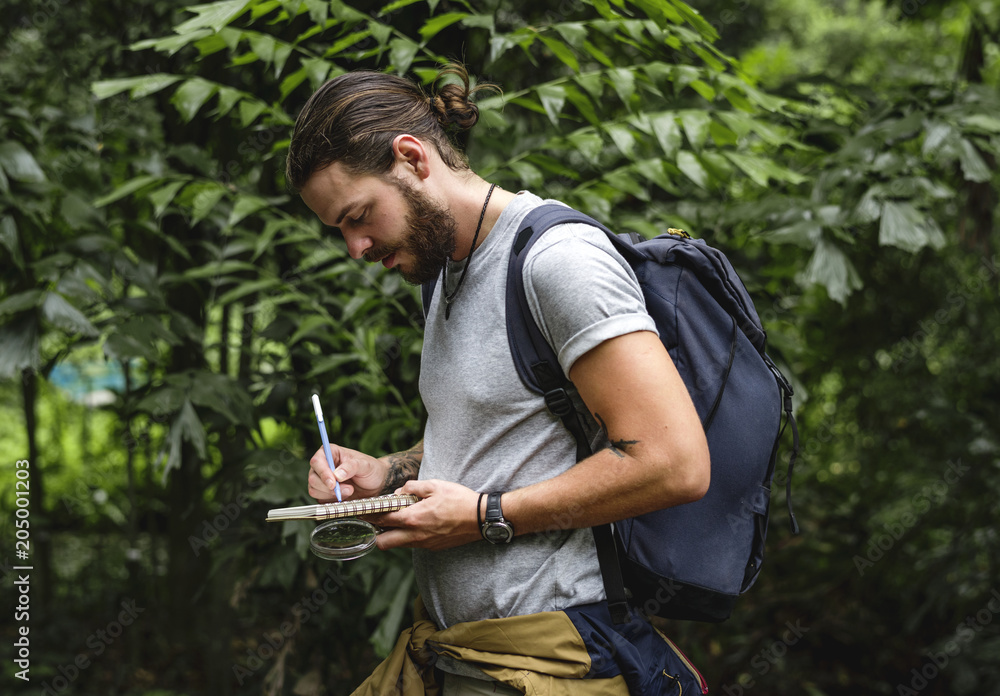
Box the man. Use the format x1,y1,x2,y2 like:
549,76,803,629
289,65,711,695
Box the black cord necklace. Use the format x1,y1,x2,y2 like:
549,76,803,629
442,182,497,320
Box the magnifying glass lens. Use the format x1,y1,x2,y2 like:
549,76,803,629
310,518,378,561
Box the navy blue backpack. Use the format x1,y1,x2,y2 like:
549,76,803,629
423,204,799,624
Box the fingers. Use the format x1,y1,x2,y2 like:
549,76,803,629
308,445,355,501
372,480,482,551
309,445,340,492
308,468,354,501
308,443,360,493
398,478,435,498
306,444,389,502
375,528,416,551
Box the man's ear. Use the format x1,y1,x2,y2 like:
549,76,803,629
391,134,431,181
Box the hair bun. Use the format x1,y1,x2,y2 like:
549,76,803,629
428,94,448,120
431,83,480,131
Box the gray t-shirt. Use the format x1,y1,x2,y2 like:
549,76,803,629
415,192,657,633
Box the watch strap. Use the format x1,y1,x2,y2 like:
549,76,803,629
481,491,514,543
486,492,504,522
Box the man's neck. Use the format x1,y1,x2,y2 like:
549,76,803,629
451,181,518,260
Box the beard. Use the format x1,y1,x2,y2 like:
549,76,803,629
363,177,458,285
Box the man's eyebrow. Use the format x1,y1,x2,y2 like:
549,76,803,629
331,205,348,227
332,200,361,227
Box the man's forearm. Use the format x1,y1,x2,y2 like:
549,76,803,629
379,440,423,494
501,442,700,537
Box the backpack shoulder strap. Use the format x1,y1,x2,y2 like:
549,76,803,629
505,204,617,398
506,203,631,624
506,204,602,461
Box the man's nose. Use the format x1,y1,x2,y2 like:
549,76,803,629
343,232,373,260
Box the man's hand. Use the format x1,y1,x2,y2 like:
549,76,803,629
371,479,482,551
308,444,387,501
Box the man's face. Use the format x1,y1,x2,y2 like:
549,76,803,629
301,162,457,285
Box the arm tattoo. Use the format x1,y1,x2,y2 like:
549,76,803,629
381,440,423,493
594,413,640,460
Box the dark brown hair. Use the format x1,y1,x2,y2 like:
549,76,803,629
285,64,497,192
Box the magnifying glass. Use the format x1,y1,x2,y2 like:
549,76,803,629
266,494,418,561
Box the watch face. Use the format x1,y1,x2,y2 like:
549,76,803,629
483,522,513,544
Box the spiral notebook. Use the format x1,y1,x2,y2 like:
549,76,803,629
265,493,418,522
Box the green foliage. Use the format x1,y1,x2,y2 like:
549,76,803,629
1,0,998,694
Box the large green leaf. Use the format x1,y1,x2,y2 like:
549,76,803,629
961,114,1000,133
148,180,189,217
237,99,269,127
555,22,588,49
91,74,182,100
0,289,44,316
678,110,712,150
878,201,946,253
227,195,270,227
607,67,636,108
165,400,209,477
0,216,22,270
419,12,467,41
289,314,337,346
799,238,863,304
536,84,567,126
509,160,544,189
93,175,160,207
185,371,254,426
104,316,181,361
215,277,282,305
41,292,98,336
0,315,40,378
59,192,105,229
649,112,681,159
130,31,213,56
633,158,677,194
187,182,229,224
303,0,329,24
171,79,219,122
724,152,807,187
182,259,258,280
567,130,605,166
957,138,992,183
173,0,253,34
538,34,580,73
764,220,822,247
136,385,188,416
676,150,709,188
605,168,649,201
0,142,46,183
575,72,604,100
389,38,418,74
605,123,636,158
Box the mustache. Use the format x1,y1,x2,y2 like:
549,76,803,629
363,243,400,264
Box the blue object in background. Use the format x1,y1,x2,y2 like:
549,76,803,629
48,360,134,406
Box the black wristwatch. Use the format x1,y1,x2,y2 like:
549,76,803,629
481,492,514,544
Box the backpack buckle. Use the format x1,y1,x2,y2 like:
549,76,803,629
543,388,574,417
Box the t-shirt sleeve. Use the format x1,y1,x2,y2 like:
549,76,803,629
522,224,658,376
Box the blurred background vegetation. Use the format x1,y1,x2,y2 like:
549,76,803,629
0,0,997,694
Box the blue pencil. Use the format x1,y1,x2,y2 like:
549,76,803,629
311,394,342,502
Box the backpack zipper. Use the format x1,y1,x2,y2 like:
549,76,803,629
658,630,709,694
